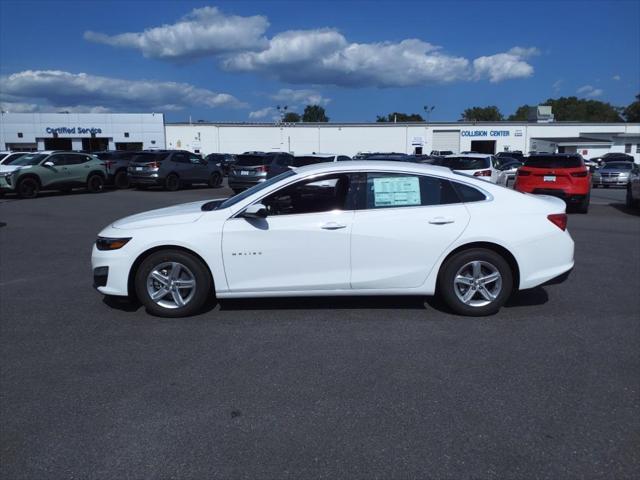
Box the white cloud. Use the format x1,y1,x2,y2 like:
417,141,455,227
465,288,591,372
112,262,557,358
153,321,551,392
577,85,603,98
223,29,536,87
84,6,269,60
552,79,563,93
271,88,331,106
0,70,246,112
248,106,276,119
612,75,621,81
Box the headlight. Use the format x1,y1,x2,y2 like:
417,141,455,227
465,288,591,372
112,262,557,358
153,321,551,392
0,171,13,178
96,237,131,251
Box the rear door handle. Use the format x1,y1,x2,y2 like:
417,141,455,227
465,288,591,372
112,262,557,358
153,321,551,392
321,222,347,230
428,217,455,225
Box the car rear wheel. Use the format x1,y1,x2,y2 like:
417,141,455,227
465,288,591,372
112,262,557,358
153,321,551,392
135,250,212,317
165,174,180,191
438,248,513,316
17,177,40,199
208,172,222,188
627,185,638,208
114,170,130,189
87,174,105,193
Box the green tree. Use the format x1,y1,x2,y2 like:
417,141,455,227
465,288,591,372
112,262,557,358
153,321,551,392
623,94,640,122
376,112,424,122
460,106,503,121
302,105,329,122
282,112,301,123
508,105,532,121
508,97,623,122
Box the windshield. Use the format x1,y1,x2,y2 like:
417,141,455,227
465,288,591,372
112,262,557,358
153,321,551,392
10,153,48,166
603,162,633,170
236,155,271,166
1,153,27,164
0,154,7,161
293,156,333,166
524,156,583,168
442,156,490,170
214,170,297,210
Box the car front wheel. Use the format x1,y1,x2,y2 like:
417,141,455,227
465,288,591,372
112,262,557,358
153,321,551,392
134,249,213,317
438,248,513,316
17,177,40,199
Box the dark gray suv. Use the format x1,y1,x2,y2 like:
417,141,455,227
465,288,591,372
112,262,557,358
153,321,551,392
128,150,223,191
228,152,293,193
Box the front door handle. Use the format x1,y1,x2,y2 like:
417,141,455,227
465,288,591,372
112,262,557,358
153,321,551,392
428,217,455,225
321,222,347,230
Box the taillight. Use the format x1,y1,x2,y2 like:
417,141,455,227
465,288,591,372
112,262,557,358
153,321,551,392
473,169,492,177
148,161,159,169
104,161,113,169
570,171,588,177
547,214,567,231
256,165,268,173
517,170,530,176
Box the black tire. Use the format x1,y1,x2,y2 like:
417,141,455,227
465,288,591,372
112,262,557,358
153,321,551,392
592,184,598,189
17,177,40,199
114,170,130,189
438,248,513,316
208,172,222,188
134,249,213,318
87,174,105,193
575,193,590,214
626,185,636,208
135,185,147,190
165,174,180,191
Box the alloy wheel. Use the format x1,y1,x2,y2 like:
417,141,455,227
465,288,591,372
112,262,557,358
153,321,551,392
453,260,503,307
146,261,196,309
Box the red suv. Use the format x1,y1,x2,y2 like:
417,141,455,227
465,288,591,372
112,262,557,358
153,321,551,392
514,154,591,213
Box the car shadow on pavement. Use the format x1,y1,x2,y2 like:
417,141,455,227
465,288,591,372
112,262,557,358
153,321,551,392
610,202,640,217
219,295,430,311
505,287,549,308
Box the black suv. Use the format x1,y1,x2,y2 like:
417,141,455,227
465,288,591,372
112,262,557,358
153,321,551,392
128,150,224,191
204,153,236,175
94,151,139,188
228,152,293,192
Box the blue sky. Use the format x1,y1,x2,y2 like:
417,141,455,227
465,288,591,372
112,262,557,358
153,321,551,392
1,0,638,122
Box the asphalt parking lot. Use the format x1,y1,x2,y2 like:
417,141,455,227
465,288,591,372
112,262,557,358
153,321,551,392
1,183,639,479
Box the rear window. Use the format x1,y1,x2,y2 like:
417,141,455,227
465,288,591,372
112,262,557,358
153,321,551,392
451,182,487,203
236,155,271,166
442,157,490,170
524,156,583,168
133,152,170,163
603,162,632,170
293,156,333,167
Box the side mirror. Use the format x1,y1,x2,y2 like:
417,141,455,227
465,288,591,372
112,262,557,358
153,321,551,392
44,161,54,167
242,203,268,219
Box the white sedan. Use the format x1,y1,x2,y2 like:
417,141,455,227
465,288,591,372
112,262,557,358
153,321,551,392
92,161,575,317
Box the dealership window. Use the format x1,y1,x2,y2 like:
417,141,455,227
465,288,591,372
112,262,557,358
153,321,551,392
151,140,156,145
17,132,23,138
124,132,129,138
625,144,632,153
636,144,640,153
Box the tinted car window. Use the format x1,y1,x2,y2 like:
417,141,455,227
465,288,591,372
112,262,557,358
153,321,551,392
262,173,352,216
362,173,459,209
338,156,351,162
442,157,490,170
451,182,487,203
11,154,48,166
2,153,26,165
236,155,271,166
63,154,84,165
524,156,583,168
133,152,170,163
293,156,332,167
172,152,189,163
274,155,292,167
0,154,7,161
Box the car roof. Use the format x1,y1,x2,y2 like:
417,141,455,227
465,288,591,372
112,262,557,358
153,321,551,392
292,160,459,178
295,153,338,157
444,153,492,159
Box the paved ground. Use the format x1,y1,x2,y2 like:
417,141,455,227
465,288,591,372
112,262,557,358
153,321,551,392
1,183,639,479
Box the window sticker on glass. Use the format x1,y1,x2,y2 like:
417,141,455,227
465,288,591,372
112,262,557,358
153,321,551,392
373,176,421,207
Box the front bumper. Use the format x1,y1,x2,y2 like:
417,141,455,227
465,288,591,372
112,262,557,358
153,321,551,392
0,176,16,192
91,244,132,296
592,177,629,187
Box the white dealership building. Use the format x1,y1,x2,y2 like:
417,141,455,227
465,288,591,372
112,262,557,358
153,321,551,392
1,111,639,162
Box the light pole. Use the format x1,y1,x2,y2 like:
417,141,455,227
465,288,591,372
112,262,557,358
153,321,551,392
276,105,288,124
423,105,435,123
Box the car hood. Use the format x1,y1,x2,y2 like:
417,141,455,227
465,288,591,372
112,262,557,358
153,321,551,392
112,200,211,230
0,164,26,173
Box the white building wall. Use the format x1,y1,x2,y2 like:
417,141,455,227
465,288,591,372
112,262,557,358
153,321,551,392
166,122,640,160
0,113,165,150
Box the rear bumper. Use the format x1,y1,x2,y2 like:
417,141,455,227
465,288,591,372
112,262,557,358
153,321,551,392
228,177,265,190
540,266,573,286
516,183,589,203
128,175,163,186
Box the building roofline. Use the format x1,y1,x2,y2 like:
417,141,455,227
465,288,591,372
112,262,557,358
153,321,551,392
166,121,640,127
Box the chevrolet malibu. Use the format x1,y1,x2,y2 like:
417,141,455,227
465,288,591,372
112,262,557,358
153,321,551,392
92,161,575,317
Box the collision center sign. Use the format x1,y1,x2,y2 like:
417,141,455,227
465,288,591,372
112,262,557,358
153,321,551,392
461,130,510,137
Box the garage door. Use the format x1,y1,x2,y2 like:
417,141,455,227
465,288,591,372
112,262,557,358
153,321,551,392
432,130,460,153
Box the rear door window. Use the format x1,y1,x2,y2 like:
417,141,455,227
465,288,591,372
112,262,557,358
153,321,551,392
359,173,459,209
442,157,490,170
172,152,189,163
450,182,487,202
